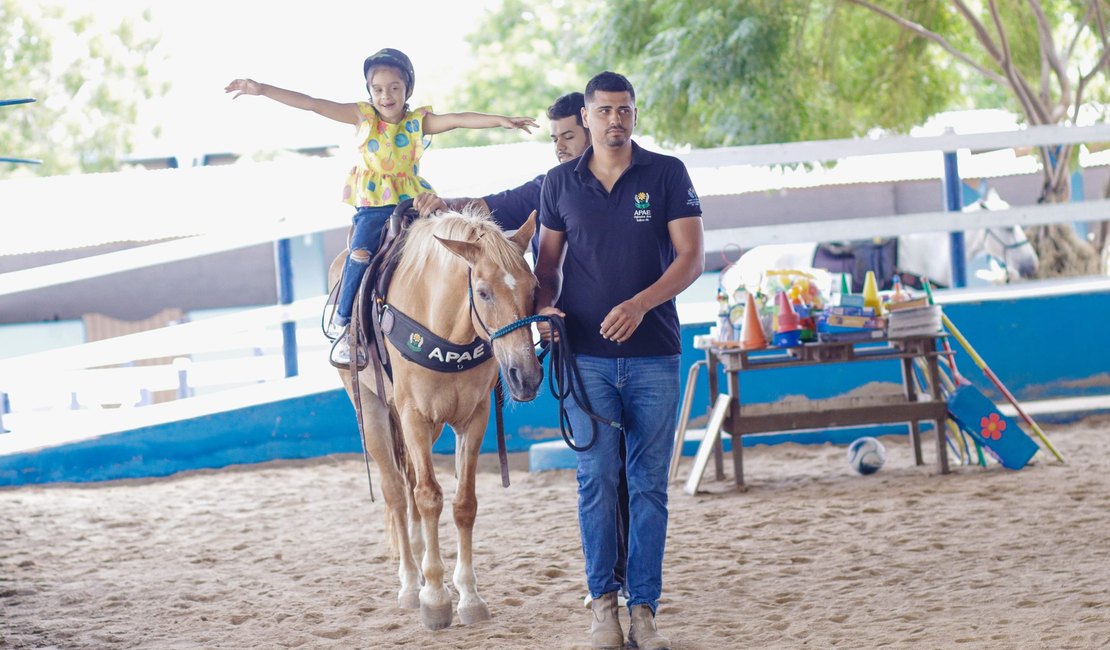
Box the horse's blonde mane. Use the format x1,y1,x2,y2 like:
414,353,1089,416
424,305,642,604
395,206,530,279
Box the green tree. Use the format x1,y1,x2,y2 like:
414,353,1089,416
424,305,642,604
434,0,595,148
454,0,1107,276
843,0,1108,275
0,0,165,177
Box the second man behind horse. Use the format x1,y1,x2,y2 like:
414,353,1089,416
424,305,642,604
414,91,590,258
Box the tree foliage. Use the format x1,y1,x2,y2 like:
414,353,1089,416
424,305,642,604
843,0,1110,274
433,0,595,148
0,0,164,177
451,0,1110,274
449,0,965,148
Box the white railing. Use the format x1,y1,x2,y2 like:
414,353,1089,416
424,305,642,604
3,124,1108,424
0,296,336,421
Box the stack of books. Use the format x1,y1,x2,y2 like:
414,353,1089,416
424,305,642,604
817,295,886,342
886,297,943,337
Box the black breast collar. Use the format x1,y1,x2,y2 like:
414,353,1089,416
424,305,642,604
379,304,493,372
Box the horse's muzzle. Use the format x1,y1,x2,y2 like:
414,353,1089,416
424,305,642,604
501,360,543,403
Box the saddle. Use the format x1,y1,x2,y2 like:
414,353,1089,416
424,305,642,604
357,201,421,377
812,238,898,292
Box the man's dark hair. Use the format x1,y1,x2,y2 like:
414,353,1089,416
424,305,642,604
546,92,586,127
584,71,635,103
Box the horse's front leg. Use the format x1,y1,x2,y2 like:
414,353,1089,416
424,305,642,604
452,407,492,625
399,409,453,630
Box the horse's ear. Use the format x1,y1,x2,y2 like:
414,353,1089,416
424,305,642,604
508,211,537,254
434,235,481,265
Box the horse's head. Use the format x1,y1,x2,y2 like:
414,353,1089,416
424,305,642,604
435,211,543,402
975,224,1039,281
964,190,1039,282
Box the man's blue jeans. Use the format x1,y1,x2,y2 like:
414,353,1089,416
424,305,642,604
567,353,680,614
335,205,395,324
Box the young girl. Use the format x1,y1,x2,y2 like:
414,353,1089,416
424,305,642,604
225,47,537,366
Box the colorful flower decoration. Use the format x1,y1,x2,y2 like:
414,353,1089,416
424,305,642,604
980,413,1006,440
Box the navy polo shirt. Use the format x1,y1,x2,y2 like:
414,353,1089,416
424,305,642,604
539,141,702,357
484,173,543,256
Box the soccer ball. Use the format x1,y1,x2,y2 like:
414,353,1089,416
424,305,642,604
847,436,886,475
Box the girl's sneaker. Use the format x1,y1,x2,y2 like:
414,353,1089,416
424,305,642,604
324,310,346,341
329,328,367,369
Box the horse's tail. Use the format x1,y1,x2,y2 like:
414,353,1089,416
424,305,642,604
384,504,400,562
383,404,410,562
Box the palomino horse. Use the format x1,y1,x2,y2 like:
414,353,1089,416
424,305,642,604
328,208,543,630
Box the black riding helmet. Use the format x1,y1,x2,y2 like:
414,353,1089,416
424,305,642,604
362,48,415,100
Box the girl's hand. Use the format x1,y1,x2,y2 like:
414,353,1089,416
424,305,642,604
224,78,262,99
500,116,539,133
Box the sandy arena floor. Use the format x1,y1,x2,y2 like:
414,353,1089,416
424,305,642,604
3,418,1109,649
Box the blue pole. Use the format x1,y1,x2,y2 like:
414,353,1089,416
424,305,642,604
275,238,299,378
942,148,967,288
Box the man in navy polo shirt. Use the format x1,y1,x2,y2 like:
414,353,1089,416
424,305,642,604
416,91,635,609
535,71,704,650
413,92,590,257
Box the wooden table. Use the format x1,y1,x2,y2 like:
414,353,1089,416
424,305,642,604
686,334,950,493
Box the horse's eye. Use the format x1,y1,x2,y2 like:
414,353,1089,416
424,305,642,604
477,288,492,302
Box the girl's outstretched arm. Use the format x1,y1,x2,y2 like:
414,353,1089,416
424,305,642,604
224,79,361,125
422,111,538,136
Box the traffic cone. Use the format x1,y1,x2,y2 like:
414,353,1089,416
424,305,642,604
739,290,767,350
772,291,802,347
839,272,851,296
862,270,881,312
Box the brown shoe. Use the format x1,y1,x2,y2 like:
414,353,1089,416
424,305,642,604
629,604,671,650
589,591,623,649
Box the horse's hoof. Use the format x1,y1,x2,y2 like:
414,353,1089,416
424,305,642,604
458,600,490,625
420,602,453,630
398,589,420,610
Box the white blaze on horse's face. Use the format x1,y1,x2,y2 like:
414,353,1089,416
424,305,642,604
470,261,542,402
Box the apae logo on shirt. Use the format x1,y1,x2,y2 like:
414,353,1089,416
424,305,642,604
632,192,652,222
687,186,701,208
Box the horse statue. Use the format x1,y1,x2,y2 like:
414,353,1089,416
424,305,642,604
724,188,1039,293
328,207,543,630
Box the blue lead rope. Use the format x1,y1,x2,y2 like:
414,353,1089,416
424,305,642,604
488,314,549,340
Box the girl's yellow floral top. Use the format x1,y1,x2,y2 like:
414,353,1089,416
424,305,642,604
342,102,434,207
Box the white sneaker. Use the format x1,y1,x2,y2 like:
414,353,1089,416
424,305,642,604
330,330,367,368
324,310,346,340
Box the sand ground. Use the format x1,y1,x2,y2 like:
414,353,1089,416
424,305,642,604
2,418,1109,649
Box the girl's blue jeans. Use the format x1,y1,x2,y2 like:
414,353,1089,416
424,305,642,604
335,206,395,325
566,353,680,614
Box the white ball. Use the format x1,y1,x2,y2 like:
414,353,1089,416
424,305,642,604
847,436,886,475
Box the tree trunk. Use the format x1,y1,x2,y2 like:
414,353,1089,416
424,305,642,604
1027,163,1101,278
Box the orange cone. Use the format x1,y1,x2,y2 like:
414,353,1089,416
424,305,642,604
773,291,802,347
775,291,802,332
740,290,767,350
